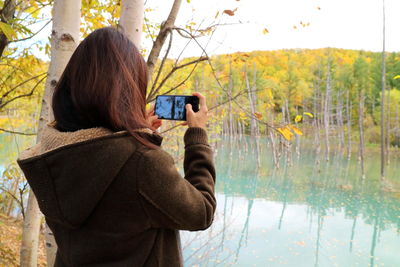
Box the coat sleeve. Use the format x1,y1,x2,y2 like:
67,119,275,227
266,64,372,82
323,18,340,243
136,127,216,231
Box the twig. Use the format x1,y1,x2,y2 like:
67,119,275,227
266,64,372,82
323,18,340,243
10,19,52,43
147,56,209,102
1,72,47,98
0,75,46,109
148,28,173,99
0,127,37,135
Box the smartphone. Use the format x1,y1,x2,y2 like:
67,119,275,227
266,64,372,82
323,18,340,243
154,95,199,121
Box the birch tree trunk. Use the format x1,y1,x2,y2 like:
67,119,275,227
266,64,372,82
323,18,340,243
358,91,365,179
386,88,390,165
380,0,386,180
346,91,352,160
228,60,234,138
245,64,257,137
324,66,332,161
20,1,81,266
119,0,144,46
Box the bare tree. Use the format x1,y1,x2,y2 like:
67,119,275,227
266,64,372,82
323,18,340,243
380,0,386,180
358,91,365,179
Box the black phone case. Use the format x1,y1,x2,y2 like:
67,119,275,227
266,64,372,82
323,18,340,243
154,95,199,121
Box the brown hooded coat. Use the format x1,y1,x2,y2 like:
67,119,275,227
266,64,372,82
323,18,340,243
16,122,216,267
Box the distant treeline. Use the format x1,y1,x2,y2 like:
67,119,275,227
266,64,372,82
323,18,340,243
163,48,400,146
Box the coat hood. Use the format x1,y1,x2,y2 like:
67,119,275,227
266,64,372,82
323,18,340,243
17,121,159,229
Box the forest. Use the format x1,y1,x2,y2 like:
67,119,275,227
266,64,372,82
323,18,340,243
1,0,399,266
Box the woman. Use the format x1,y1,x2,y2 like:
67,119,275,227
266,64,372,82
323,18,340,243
17,27,216,267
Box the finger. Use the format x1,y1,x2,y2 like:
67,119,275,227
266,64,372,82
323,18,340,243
147,104,155,116
149,115,158,123
186,103,194,114
192,92,207,111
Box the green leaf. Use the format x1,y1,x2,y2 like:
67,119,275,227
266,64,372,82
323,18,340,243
0,22,16,40
186,0,191,3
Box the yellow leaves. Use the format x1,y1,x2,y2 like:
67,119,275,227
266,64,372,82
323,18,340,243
295,115,302,123
277,126,294,141
290,125,303,136
238,111,247,120
277,124,303,141
304,112,314,118
0,22,16,40
294,112,313,124
394,75,400,80
264,88,273,100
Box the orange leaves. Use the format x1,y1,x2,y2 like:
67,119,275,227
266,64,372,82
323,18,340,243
223,8,238,16
254,112,263,119
293,21,310,30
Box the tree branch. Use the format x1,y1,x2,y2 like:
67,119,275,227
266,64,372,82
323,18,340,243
0,127,37,135
1,72,47,98
146,0,182,78
10,19,51,43
0,75,46,110
147,56,208,102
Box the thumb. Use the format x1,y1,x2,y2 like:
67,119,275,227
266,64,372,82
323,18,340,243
186,103,194,114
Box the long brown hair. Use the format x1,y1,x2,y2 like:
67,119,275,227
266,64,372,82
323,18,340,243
52,26,156,148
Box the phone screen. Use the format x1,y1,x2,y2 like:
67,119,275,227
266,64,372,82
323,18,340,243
155,95,199,121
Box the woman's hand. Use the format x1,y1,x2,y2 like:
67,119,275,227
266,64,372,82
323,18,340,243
185,92,208,129
146,104,162,130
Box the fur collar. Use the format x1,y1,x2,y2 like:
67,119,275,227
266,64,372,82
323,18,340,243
18,121,154,161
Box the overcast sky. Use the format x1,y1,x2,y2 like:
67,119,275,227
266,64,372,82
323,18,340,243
143,0,399,58
27,0,399,61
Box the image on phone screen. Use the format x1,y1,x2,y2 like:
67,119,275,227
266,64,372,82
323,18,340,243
155,95,199,121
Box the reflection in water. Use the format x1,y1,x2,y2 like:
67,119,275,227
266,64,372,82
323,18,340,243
1,133,400,266
181,137,400,267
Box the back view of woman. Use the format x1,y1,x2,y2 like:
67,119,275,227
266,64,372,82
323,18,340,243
17,27,216,267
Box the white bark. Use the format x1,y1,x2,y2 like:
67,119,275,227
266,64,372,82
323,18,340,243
20,1,81,266
324,67,331,162
20,191,42,267
380,0,386,180
119,0,144,47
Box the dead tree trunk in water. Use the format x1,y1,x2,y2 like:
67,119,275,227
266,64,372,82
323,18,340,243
358,91,365,179
386,88,390,165
228,60,234,138
245,63,258,137
324,66,332,161
346,90,352,160
380,0,386,180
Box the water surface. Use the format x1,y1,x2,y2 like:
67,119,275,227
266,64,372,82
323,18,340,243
181,137,400,267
